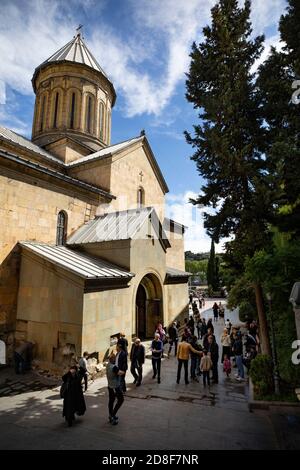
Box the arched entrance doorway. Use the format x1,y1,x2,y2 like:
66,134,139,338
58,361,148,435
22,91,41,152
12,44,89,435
136,274,163,339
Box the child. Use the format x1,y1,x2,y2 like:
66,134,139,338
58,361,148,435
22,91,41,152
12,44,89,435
223,354,231,377
200,350,213,387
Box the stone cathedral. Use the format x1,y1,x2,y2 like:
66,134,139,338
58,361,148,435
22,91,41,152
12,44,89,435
0,32,189,370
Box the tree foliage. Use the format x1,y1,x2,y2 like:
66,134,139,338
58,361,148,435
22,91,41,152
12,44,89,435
257,0,300,236
185,0,270,257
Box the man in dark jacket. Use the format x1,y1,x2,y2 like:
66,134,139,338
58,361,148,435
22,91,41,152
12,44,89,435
207,335,219,384
168,322,179,357
130,338,145,386
233,332,244,381
151,333,163,384
117,333,128,354
190,336,202,381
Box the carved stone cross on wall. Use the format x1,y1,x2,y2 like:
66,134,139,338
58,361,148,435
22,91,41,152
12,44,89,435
139,171,144,182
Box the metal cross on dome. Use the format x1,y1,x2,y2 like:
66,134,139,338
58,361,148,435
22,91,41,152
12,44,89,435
76,24,84,37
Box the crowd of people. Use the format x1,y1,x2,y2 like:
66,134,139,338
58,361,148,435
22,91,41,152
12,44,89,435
60,296,260,427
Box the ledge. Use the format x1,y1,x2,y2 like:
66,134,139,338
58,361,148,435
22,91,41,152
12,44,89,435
248,377,300,411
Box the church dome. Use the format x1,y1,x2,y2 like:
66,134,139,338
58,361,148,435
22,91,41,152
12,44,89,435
31,31,116,161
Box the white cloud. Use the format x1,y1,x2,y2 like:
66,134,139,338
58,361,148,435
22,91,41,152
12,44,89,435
251,35,284,74
0,0,289,124
0,80,5,105
166,191,228,253
249,0,286,36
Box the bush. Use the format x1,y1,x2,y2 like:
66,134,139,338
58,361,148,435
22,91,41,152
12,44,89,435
249,355,274,397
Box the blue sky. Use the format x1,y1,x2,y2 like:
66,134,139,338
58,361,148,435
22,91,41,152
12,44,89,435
0,0,287,251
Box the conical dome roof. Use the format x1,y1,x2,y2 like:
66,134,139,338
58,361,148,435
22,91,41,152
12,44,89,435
41,33,108,77
32,32,115,98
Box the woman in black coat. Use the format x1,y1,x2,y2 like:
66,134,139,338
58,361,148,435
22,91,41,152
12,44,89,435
62,366,86,427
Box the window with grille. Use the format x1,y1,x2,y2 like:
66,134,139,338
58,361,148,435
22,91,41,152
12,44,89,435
56,211,67,246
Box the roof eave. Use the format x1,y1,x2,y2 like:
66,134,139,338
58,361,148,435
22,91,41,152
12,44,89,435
142,136,169,194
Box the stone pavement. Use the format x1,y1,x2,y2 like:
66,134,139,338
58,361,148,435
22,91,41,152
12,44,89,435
0,299,299,450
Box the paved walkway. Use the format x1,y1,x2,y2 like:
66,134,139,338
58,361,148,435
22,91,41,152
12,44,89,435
0,299,298,450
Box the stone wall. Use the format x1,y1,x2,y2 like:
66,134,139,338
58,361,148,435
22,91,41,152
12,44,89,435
165,283,189,328
16,250,84,369
0,171,96,362
69,142,166,221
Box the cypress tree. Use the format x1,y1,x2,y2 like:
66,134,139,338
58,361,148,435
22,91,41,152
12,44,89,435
185,0,271,354
207,239,219,291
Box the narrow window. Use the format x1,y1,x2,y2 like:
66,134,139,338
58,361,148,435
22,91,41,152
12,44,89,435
107,110,111,144
56,211,67,246
40,96,46,131
53,92,59,128
99,102,104,140
137,188,144,208
70,92,76,129
86,96,92,133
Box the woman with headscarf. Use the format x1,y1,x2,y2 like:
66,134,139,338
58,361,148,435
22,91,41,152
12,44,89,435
61,365,86,427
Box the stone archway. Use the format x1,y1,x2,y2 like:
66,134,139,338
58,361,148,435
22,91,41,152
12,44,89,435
135,273,163,339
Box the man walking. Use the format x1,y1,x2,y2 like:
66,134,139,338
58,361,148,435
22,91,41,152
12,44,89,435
115,342,128,392
207,335,219,384
151,333,163,384
168,322,179,357
130,338,145,386
106,354,124,425
79,351,89,391
176,337,202,384
233,331,244,381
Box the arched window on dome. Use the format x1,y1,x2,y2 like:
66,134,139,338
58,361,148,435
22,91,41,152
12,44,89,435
70,92,76,129
86,94,95,134
53,92,60,128
39,95,46,131
99,101,104,140
107,110,111,144
137,187,145,208
56,210,68,246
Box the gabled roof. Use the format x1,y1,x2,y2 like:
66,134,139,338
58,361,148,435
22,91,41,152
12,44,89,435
67,136,143,167
0,126,63,166
0,149,115,201
20,242,134,280
0,126,168,195
67,134,169,194
67,207,171,250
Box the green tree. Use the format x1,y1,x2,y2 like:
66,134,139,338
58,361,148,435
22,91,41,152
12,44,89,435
185,0,271,354
207,239,219,290
257,0,300,236
245,233,300,387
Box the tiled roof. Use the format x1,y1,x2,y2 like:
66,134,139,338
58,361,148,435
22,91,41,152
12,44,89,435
68,207,171,249
0,149,115,200
0,126,63,165
67,136,143,167
37,33,109,79
166,267,192,277
20,242,134,280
